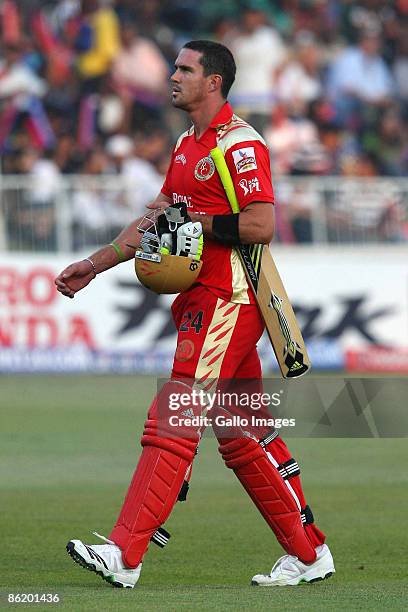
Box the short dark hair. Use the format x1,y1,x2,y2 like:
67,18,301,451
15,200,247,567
183,40,236,99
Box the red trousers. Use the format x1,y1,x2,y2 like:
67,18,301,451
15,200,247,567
110,286,325,567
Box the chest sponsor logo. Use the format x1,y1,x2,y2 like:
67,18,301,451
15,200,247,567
175,153,187,165
232,147,257,174
239,177,261,196
194,156,215,181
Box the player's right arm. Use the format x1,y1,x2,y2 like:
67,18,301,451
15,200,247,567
55,192,171,298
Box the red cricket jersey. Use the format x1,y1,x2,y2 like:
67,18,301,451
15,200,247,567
161,102,274,304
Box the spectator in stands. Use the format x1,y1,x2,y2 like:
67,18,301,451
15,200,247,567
27,148,61,221
0,41,55,151
337,0,404,64
75,0,120,90
31,4,74,88
274,178,323,244
229,0,287,133
339,0,385,44
71,147,116,249
0,43,46,101
49,0,81,34
53,133,83,174
274,30,323,115
365,106,407,176
264,103,329,176
328,137,407,242
326,26,395,128
104,133,163,222
97,87,126,135
378,199,408,243
10,148,60,250
1,0,21,46
393,26,408,104
133,127,171,172
75,0,120,149
212,14,240,50
111,20,169,131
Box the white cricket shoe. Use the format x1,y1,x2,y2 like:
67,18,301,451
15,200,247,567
66,532,142,588
251,544,335,586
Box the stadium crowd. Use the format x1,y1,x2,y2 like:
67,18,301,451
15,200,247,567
0,0,407,246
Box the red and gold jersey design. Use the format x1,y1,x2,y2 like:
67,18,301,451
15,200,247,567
161,102,274,304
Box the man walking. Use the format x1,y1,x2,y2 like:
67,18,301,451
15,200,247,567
55,40,334,588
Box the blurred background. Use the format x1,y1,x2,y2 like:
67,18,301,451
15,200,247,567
0,0,407,375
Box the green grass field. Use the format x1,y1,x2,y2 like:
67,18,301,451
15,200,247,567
1,375,407,611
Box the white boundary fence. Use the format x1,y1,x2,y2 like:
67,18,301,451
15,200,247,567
0,175,407,252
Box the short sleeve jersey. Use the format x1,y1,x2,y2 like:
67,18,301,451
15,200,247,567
161,102,274,304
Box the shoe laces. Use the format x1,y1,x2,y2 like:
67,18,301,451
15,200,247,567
90,531,141,574
88,532,126,571
92,531,116,545
270,553,299,577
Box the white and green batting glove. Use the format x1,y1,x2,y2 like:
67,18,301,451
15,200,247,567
175,222,203,260
158,205,203,260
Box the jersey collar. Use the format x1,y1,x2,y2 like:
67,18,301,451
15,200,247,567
209,101,234,129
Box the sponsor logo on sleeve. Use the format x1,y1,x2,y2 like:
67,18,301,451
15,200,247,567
232,147,257,174
239,177,261,196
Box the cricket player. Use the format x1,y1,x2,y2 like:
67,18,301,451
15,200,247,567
55,40,335,588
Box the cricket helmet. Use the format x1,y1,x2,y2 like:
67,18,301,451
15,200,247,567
135,252,202,294
134,210,203,294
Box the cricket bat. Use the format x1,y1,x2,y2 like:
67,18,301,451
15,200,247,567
210,146,311,379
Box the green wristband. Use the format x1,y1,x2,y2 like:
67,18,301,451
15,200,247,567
110,241,125,262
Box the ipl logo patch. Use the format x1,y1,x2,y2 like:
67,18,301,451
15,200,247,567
194,156,215,181
239,177,261,196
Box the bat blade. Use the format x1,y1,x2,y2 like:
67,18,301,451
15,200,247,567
209,145,310,378
237,244,310,379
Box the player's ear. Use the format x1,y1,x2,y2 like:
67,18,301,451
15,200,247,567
209,74,222,93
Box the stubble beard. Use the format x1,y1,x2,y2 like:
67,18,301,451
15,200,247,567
172,95,190,111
